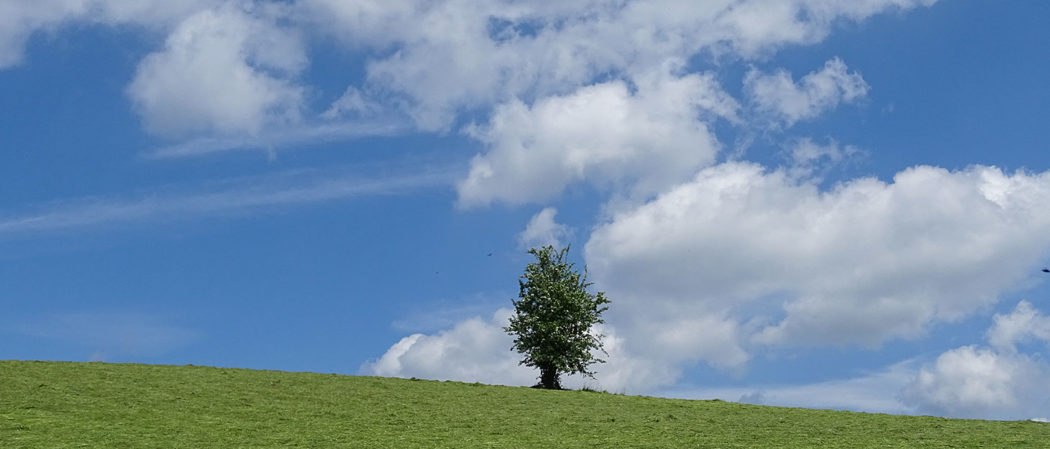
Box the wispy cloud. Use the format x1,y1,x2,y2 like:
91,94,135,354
9,311,200,360
0,164,456,238
146,120,407,159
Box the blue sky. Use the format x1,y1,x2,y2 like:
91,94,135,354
3,0,1050,420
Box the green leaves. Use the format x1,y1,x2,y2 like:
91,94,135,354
505,245,610,389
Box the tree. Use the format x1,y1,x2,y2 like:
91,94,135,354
505,245,610,389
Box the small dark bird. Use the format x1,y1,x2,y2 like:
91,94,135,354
1043,268,1050,273
487,252,493,257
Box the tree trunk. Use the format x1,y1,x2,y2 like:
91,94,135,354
539,365,561,390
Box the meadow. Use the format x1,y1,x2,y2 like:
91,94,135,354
2,360,1047,448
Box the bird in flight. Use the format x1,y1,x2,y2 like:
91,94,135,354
1043,268,1050,273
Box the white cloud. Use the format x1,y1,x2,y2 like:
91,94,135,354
585,163,1050,373
987,300,1050,353
366,308,677,393
902,345,1050,420
380,162,1050,401
581,327,683,393
745,58,870,126
902,301,1050,419
365,309,540,387
303,0,936,130
127,3,306,137
372,299,1050,420
518,208,572,249
631,310,751,372
457,73,730,207
906,347,1019,414
1,0,938,155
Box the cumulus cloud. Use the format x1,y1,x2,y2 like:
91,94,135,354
903,301,1050,419
632,310,751,372
374,163,1050,399
457,73,730,207
2,0,939,143
585,163,1050,369
366,309,537,386
365,308,677,392
745,58,870,126
903,345,1050,420
127,3,306,137
1,0,938,154
518,208,573,249
302,0,936,130
987,300,1050,353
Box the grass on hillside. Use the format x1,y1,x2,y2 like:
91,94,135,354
2,360,1048,448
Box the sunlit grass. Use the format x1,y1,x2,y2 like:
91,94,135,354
2,360,1047,448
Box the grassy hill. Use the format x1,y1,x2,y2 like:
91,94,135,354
2,361,1047,448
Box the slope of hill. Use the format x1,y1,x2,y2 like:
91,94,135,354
1,360,1046,448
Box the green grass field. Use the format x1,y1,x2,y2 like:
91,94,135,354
2,361,1047,448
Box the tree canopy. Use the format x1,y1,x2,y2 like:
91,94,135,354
505,245,610,389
